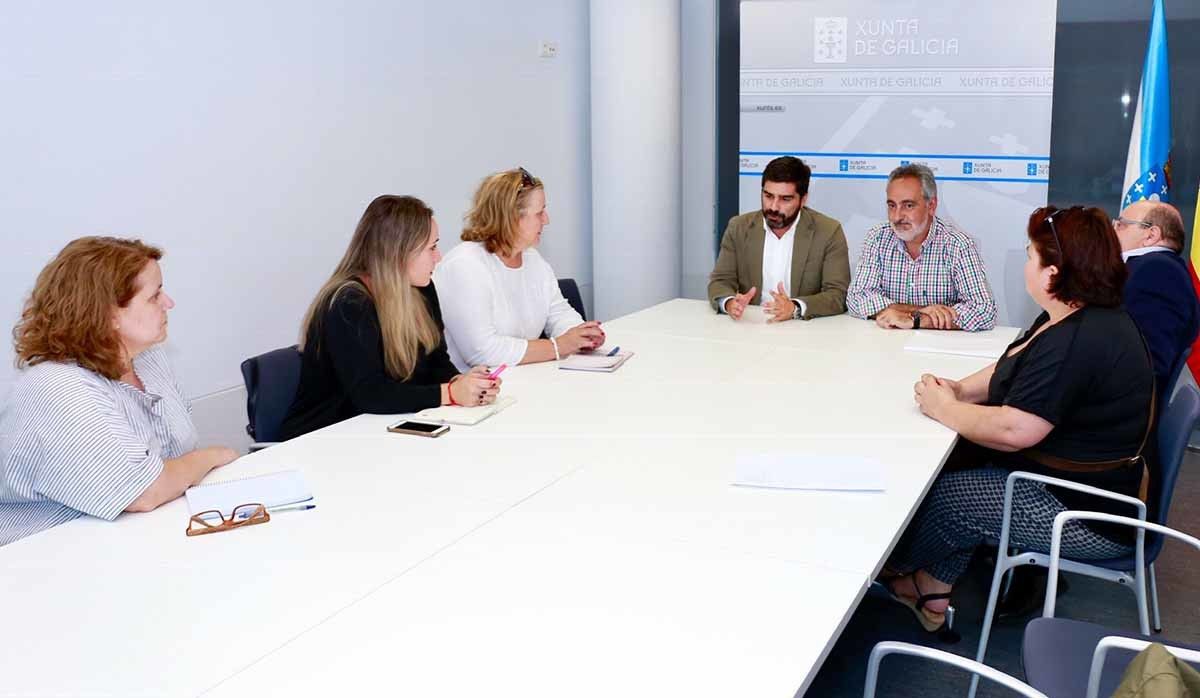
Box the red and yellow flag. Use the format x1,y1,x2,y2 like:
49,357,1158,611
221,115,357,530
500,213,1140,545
1188,181,1200,382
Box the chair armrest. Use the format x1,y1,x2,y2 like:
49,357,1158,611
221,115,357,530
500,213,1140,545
865,641,1048,698
997,470,1147,554
1006,471,1146,519
1046,511,1200,620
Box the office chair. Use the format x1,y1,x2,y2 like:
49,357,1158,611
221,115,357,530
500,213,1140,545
239,345,302,451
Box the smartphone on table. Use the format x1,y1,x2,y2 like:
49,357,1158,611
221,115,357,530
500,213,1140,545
386,420,449,437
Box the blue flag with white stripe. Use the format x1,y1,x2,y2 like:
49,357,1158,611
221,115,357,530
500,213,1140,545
1122,0,1171,206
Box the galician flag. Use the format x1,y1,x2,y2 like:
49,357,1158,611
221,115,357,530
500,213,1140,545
1121,0,1171,206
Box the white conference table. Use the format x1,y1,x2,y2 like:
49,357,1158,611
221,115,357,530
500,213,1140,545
0,299,1017,697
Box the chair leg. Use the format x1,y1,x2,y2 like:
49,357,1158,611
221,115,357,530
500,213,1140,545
968,555,1015,698
1148,563,1163,633
998,566,1015,602
1132,566,1151,636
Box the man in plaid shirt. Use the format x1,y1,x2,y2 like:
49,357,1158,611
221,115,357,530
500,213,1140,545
846,164,996,331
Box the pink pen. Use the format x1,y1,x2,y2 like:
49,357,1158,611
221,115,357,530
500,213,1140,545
486,364,508,380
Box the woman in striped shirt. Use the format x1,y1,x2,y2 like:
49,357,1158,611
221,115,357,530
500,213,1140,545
0,237,238,546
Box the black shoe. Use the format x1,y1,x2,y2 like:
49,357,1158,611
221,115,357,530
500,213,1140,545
996,567,1070,622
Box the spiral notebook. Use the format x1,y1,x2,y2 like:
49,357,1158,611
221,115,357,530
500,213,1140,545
186,470,314,519
558,350,634,372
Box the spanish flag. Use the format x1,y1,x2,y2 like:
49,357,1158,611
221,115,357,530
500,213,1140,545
1189,185,1200,382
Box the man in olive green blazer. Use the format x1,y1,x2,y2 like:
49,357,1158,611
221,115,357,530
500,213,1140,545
708,157,850,321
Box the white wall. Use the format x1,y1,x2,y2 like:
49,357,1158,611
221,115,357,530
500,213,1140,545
0,0,592,406
680,0,718,299
590,0,682,320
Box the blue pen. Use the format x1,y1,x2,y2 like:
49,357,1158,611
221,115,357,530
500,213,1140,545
270,503,317,514
606,346,620,357
233,503,317,519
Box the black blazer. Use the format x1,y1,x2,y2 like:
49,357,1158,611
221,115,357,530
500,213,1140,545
1124,250,1200,406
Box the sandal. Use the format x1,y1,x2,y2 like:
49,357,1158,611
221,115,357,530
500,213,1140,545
886,575,952,633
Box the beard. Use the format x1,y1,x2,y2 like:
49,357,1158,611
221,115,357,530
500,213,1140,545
891,215,930,242
763,207,799,231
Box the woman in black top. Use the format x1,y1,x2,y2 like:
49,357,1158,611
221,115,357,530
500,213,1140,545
885,206,1154,631
280,195,501,440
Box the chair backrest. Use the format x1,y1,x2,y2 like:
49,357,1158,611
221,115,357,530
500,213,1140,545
558,278,586,321
1165,347,1192,400
1152,383,1200,532
239,345,302,442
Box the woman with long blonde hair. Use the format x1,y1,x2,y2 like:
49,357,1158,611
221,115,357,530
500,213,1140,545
435,167,605,369
280,195,499,439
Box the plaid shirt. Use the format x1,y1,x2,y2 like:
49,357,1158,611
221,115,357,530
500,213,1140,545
846,217,996,331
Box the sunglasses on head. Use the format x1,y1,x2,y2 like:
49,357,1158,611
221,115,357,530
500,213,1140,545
1039,205,1086,263
515,166,536,195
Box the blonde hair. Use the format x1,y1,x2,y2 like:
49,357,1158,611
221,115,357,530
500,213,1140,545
461,168,544,257
299,195,440,381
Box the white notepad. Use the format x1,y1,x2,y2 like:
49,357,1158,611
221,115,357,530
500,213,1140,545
558,350,634,372
415,395,517,426
903,327,1020,359
732,453,887,492
186,470,314,518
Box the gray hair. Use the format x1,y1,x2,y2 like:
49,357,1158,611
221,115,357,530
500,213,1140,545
888,163,938,202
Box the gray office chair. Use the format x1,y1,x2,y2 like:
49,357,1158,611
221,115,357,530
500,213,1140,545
972,384,1200,698
1022,512,1200,697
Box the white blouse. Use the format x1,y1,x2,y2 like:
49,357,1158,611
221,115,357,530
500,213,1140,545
434,241,583,370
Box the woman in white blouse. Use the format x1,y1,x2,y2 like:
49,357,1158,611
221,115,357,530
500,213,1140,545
436,167,605,369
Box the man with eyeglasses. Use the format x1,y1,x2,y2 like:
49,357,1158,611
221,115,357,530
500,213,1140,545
1113,200,1199,405
708,156,851,322
847,164,997,331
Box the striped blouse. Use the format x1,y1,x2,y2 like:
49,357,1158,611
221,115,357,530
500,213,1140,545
0,346,197,547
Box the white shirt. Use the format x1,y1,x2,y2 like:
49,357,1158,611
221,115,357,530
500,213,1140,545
718,215,807,317
434,241,583,371
761,214,798,304
1122,245,1176,262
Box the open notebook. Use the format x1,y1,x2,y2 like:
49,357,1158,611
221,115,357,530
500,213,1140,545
558,350,634,372
186,469,314,519
415,395,517,426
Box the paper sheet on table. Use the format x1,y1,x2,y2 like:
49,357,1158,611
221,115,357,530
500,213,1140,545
902,327,1020,359
732,453,886,492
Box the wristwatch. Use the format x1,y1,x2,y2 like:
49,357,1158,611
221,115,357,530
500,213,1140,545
911,311,922,330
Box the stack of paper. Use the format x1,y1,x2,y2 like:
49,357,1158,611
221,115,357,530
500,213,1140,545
732,453,887,492
186,470,314,518
903,327,1020,359
558,350,634,372
416,395,517,425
